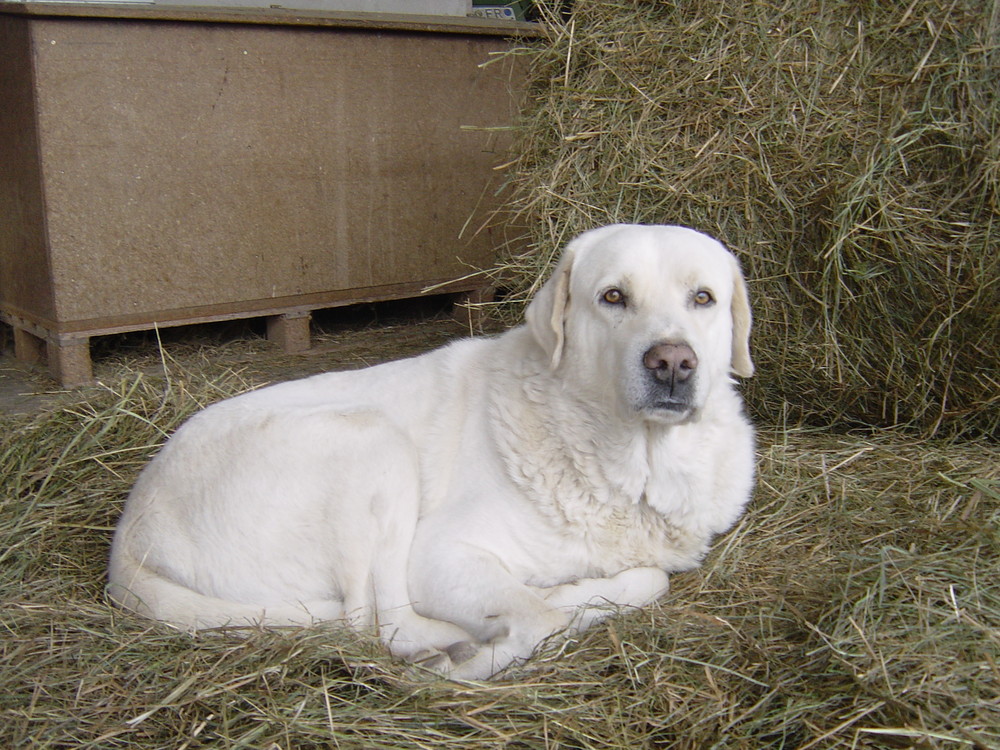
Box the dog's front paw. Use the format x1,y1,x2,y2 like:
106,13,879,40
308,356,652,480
400,642,499,681
444,640,479,665
406,647,455,676
404,639,483,681
609,566,671,603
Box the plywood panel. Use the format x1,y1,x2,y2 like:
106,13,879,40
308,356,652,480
24,17,520,326
0,16,55,321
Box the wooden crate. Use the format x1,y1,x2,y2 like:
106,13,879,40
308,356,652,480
0,3,535,385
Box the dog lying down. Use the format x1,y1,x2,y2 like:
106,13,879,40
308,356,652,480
108,224,756,681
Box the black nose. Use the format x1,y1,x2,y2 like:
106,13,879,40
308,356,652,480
643,343,698,384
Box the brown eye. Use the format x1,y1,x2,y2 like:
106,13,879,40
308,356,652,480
602,288,626,306
693,290,714,306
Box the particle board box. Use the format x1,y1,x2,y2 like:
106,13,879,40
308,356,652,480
0,3,536,385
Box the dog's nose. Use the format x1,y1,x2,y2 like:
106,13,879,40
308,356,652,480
643,343,698,383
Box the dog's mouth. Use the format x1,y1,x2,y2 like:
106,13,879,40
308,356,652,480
626,363,700,423
642,398,698,423
651,399,690,412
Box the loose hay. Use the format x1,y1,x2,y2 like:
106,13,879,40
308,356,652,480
4,3,997,743
492,0,999,437
1,335,998,748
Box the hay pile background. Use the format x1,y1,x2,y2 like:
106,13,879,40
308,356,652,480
1,323,998,748
495,0,998,437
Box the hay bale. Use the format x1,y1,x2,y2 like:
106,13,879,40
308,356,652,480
1,331,998,747
495,0,999,437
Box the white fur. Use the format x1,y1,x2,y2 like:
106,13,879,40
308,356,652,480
108,224,756,680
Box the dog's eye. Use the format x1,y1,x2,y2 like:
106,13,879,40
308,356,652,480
601,288,626,306
693,290,715,306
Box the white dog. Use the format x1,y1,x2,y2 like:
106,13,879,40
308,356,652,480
108,224,756,680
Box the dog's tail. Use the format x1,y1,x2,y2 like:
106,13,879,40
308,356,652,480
106,550,344,631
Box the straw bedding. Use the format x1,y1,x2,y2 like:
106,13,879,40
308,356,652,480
493,0,999,437
3,0,998,744
1,326,997,748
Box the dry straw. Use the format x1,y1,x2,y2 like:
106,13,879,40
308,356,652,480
2,1,998,741
492,0,999,437
1,327,998,748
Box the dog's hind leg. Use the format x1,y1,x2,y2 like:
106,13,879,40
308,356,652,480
406,543,576,680
357,545,477,664
364,521,476,663
329,422,476,664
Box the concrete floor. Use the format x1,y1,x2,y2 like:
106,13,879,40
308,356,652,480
0,351,62,416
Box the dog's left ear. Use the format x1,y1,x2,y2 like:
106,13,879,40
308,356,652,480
730,256,755,378
525,245,575,370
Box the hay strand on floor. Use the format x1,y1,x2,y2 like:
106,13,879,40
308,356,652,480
2,350,997,748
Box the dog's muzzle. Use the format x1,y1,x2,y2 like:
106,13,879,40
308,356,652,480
642,342,698,413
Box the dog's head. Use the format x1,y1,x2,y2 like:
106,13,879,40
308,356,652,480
526,224,754,424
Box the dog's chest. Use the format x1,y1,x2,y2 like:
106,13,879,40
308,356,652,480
498,434,709,577
485,363,724,579
576,482,707,573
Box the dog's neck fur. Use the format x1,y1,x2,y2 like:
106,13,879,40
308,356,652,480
486,330,715,571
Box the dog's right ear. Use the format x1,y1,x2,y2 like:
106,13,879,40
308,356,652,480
525,225,627,369
525,245,576,370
